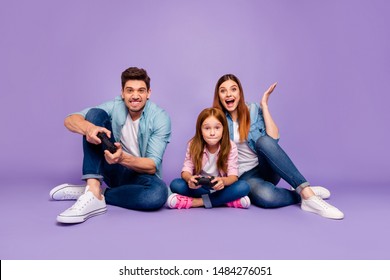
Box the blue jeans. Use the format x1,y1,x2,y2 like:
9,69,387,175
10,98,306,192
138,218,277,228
170,178,250,208
240,135,309,208
82,108,168,210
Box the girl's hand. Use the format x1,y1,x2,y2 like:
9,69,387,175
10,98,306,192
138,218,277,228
188,175,201,189
211,177,225,191
260,82,277,108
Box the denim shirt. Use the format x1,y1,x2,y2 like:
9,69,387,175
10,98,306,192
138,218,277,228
75,96,171,178
225,102,278,152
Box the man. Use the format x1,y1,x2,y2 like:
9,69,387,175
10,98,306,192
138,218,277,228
50,67,171,223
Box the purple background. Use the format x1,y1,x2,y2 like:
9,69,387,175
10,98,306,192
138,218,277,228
1,0,389,259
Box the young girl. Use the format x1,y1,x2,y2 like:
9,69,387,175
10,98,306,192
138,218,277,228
168,108,250,209
212,74,344,219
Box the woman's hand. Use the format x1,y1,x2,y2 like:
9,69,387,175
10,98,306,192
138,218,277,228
261,82,277,109
260,82,280,139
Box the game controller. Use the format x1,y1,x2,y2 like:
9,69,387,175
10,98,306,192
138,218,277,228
195,176,216,188
97,132,117,153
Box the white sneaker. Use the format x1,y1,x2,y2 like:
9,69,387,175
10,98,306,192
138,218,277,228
291,186,331,199
50,183,86,200
301,196,344,220
57,188,107,223
311,186,331,199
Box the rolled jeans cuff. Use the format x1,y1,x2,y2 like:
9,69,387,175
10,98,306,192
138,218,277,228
202,194,212,209
81,174,104,182
295,182,310,194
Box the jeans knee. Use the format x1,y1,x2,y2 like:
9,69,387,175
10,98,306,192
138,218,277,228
146,183,168,210
233,180,250,197
85,108,109,123
255,135,276,153
247,178,277,208
170,178,188,193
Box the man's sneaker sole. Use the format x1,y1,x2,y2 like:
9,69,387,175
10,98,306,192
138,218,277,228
50,184,86,200
57,207,107,223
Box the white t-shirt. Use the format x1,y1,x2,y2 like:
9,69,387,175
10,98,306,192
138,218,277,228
200,149,218,193
200,150,219,177
233,121,258,176
120,114,141,157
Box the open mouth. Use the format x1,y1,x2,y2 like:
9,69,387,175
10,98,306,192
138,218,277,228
225,98,235,106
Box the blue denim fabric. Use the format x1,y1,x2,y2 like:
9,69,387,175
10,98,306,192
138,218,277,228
239,135,309,208
82,108,168,210
169,178,250,208
104,173,168,211
225,102,273,152
224,103,309,208
75,97,171,178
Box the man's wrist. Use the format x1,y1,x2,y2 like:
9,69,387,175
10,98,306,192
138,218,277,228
118,152,125,164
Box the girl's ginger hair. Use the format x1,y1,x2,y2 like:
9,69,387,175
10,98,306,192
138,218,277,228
189,108,231,175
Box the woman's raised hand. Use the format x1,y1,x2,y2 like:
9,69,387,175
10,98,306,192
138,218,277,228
261,82,277,108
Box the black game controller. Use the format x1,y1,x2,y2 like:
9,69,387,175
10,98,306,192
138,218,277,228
97,132,117,153
195,176,216,188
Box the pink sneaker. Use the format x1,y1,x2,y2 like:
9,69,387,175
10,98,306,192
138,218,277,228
167,193,193,209
226,196,251,209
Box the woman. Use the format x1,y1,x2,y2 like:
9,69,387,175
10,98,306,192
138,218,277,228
212,74,344,219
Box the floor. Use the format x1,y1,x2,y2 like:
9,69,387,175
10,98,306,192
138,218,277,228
1,178,389,260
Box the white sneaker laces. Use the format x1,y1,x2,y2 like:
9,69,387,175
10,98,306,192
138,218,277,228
313,196,330,209
69,193,91,210
62,190,79,199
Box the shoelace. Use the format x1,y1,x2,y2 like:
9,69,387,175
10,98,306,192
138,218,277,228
313,188,327,198
312,196,330,209
62,190,82,199
69,193,92,210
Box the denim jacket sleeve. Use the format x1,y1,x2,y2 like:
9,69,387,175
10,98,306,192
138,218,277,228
246,102,264,151
139,101,171,178
73,98,171,178
246,102,279,151
71,96,127,142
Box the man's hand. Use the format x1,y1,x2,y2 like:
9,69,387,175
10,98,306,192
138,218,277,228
104,143,123,164
85,124,112,145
